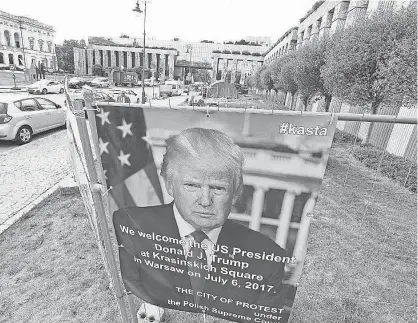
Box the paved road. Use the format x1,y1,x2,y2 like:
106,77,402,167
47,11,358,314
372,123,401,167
0,129,71,226
0,85,188,228
0,86,186,153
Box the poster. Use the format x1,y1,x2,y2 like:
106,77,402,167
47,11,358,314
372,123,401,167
94,106,337,323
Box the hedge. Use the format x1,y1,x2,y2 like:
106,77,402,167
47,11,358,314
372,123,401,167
333,130,416,192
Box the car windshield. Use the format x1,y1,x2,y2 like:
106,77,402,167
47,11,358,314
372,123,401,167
0,103,7,114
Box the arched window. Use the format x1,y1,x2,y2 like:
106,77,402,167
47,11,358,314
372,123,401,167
38,39,44,52
4,31,11,47
0,53,4,64
14,32,20,48
8,54,14,65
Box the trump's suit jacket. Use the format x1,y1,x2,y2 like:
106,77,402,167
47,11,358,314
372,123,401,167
113,202,287,322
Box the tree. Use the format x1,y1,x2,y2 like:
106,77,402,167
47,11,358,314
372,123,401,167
252,65,266,90
322,3,417,142
92,64,103,76
270,54,299,105
260,65,274,94
322,3,417,113
55,39,87,73
292,37,332,111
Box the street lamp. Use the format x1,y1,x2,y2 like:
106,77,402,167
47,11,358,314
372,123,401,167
18,21,27,82
185,44,192,84
133,0,150,104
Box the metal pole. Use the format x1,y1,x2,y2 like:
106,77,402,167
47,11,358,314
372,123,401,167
141,1,147,104
19,21,27,82
95,103,418,125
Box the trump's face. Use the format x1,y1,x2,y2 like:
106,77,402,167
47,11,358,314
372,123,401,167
166,162,237,231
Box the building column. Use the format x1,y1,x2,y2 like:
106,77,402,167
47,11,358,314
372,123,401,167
249,186,266,231
127,52,133,69
110,51,116,67
319,11,332,38
151,52,157,77
330,1,350,34
291,194,317,283
160,54,166,82
168,54,175,79
275,191,297,248
212,56,219,80
87,48,93,75
102,50,108,68
230,59,238,84
310,19,321,41
345,0,369,27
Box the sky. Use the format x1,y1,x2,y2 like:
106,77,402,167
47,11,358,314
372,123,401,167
1,0,316,45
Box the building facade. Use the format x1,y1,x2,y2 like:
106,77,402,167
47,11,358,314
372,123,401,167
0,10,57,71
74,36,268,84
263,0,416,162
265,0,413,64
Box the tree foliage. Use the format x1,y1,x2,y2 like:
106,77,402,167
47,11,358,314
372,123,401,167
322,3,417,113
92,64,103,76
55,39,86,73
260,65,274,92
270,53,298,95
292,37,332,110
252,65,266,90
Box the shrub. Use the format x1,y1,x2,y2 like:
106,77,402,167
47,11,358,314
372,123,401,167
232,50,241,55
242,51,251,55
251,52,262,56
222,50,231,54
332,129,362,144
212,50,221,53
352,144,416,192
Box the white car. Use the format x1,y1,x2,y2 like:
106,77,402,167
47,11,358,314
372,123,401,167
27,80,64,95
91,77,110,88
0,97,66,144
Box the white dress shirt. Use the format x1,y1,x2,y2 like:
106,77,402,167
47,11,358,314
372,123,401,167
173,203,222,267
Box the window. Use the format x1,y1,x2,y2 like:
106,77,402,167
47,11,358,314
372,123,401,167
8,54,14,65
0,53,4,64
29,37,35,50
14,32,20,48
38,39,44,51
4,30,11,47
16,99,39,112
18,55,23,66
47,42,52,53
36,98,57,110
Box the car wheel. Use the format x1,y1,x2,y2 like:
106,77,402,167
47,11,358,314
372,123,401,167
42,88,47,94
59,88,64,94
16,126,33,145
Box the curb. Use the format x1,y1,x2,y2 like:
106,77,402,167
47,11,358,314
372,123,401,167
0,174,80,235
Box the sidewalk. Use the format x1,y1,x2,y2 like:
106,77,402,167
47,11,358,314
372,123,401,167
0,130,72,232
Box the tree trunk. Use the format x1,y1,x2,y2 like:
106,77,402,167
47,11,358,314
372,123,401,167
364,98,381,144
324,94,332,112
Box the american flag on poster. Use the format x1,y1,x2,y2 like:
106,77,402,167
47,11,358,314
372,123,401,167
94,106,164,211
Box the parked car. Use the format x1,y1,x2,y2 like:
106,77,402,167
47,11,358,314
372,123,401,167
91,77,110,88
66,89,116,118
68,77,89,89
0,97,66,144
104,89,140,103
143,79,152,87
27,80,64,95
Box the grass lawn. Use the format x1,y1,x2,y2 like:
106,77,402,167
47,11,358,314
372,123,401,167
0,139,416,323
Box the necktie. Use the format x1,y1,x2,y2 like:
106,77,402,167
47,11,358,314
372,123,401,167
188,230,209,305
